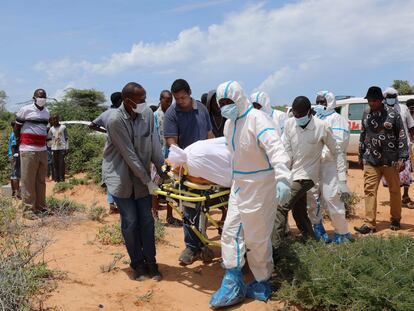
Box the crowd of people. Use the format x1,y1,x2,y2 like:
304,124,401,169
7,79,414,308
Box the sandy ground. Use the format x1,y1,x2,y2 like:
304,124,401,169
40,157,414,310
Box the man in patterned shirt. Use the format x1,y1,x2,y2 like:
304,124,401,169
355,86,409,234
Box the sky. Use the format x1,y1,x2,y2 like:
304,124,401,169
1,0,414,111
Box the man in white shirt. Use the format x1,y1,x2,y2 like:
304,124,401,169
15,89,50,219
273,96,348,252
48,115,69,182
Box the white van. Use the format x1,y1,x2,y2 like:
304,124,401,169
335,95,414,154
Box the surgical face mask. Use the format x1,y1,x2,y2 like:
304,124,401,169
386,98,396,106
128,98,146,114
220,103,239,121
35,98,47,107
313,104,327,118
295,112,311,126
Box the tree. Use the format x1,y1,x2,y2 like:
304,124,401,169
49,88,107,121
392,80,414,95
63,88,106,108
0,90,7,112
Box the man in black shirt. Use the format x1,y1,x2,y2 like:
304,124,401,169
355,86,409,234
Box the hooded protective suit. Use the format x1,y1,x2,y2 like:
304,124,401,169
307,91,351,241
250,91,287,135
210,81,291,308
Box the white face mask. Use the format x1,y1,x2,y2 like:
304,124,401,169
128,98,147,114
35,98,47,107
386,98,397,106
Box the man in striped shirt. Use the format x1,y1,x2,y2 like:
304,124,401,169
15,89,50,219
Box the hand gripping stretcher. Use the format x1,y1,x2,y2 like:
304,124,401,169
154,164,230,247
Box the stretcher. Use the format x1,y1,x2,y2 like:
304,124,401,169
154,164,230,247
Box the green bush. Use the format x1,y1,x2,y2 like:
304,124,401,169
53,181,74,193
273,236,414,311
65,125,105,177
88,205,107,222
45,196,86,216
86,155,103,185
0,197,18,236
97,223,124,245
0,130,10,185
155,219,166,242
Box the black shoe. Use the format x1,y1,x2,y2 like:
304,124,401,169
390,220,401,231
354,224,376,235
134,264,149,281
178,247,200,266
147,263,162,281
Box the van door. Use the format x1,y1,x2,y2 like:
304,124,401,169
346,102,368,154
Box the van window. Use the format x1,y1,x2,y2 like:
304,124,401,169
348,103,368,120
335,107,341,114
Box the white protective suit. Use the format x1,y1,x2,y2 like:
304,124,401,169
307,91,350,234
218,81,291,282
250,91,287,135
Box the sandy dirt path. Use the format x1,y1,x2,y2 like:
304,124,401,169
42,158,414,310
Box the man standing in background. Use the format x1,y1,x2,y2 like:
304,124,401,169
15,89,49,219
48,115,69,182
8,121,20,198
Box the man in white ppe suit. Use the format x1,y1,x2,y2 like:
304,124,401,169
250,91,287,135
308,91,353,243
209,81,291,308
273,96,349,253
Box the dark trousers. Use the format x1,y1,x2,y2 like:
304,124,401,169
113,195,156,269
273,179,316,250
183,205,203,252
52,150,66,182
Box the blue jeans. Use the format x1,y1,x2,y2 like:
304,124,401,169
183,205,203,252
107,191,114,205
113,195,156,268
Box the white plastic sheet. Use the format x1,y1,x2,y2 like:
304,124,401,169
167,137,232,187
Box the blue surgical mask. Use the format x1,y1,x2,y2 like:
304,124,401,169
221,103,239,121
313,104,327,118
386,98,396,106
295,112,311,126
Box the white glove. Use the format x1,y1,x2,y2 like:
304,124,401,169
338,181,350,202
276,180,291,206
146,181,159,195
13,153,19,158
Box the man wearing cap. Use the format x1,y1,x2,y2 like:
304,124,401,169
355,86,409,234
382,87,414,208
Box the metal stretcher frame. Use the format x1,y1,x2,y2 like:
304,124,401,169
154,165,230,247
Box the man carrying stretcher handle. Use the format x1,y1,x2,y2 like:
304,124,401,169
209,81,291,308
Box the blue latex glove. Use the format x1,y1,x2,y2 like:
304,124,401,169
246,280,273,301
210,269,246,309
276,180,291,206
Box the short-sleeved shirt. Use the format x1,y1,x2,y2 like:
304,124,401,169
8,132,17,157
359,104,409,166
48,125,69,150
92,108,116,129
164,99,212,149
15,103,49,152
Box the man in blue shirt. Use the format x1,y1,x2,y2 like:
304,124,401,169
8,121,21,198
164,79,214,266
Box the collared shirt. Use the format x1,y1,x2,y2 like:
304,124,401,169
48,124,69,150
15,103,49,152
359,104,409,166
283,116,347,184
164,99,212,149
102,104,164,199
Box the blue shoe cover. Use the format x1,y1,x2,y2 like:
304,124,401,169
334,232,354,244
313,222,331,243
209,269,246,308
246,280,272,301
